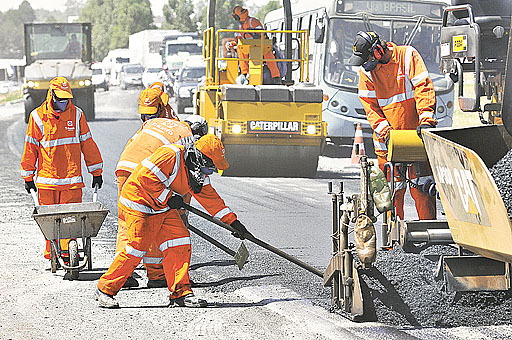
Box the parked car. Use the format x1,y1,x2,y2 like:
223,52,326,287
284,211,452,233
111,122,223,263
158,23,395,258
91,63,109,91
173,62,206,114
142,66,162,88
119,63,144,90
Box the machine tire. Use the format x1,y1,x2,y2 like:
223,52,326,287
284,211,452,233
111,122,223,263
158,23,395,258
68,239,79,280
24,96,35,123
85,237,92,271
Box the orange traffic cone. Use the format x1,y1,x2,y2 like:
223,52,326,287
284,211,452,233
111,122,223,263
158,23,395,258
351,123,365,164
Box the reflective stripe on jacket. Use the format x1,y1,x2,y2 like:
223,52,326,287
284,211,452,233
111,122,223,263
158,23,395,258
358,42,437,157
119,144,237,224
115,118,193,175
20,98,103,190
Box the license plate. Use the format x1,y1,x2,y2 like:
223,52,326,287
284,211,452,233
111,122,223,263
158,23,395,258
247,121,301,134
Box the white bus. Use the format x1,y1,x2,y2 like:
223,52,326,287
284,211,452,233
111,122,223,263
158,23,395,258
265,0,455,154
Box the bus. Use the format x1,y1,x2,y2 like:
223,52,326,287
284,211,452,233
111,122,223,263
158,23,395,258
265,0,455,155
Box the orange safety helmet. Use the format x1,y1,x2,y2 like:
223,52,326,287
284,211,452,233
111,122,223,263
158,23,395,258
232,6,248,22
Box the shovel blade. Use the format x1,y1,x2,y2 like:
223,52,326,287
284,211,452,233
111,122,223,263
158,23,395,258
234,242,249,270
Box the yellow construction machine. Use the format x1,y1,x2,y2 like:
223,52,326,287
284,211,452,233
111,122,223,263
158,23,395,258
324,0,512,318
196,0,326,177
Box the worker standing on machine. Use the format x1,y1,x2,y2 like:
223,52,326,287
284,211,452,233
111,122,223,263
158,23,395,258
230,5,282,85
21,76,103,261
349,31,437,220
115,88,208,288
95,134,250,308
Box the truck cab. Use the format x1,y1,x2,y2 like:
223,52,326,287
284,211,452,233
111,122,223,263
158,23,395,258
23,23,94,122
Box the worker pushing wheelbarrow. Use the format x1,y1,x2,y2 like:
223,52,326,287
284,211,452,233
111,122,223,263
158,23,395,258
20,76,106,279
30,185,109,280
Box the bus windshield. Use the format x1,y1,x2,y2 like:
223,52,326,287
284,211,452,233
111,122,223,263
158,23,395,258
167,43,203,56
324,17,446,91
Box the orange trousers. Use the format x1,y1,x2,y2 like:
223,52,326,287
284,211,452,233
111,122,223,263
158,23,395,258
239,49,280,78
38,188,82,259
116,173,165,281
378,156,436,220
98,208,193,299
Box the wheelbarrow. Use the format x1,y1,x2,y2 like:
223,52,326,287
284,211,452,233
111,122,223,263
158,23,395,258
30,185,109,280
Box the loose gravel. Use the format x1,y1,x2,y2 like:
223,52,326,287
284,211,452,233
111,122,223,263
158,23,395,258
489,148,512,218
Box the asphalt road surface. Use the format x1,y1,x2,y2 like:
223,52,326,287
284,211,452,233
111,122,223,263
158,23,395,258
1,87,511,339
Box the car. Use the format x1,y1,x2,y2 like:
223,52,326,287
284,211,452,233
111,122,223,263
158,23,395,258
119,63,144,90
173,63,206,114
91,63,109,91
142,66,162,88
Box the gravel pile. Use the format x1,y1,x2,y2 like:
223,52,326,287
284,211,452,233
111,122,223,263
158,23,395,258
489,148,512,218
357,245,512,327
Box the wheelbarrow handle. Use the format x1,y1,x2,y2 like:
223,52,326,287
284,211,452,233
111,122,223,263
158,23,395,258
93,183,99,203
30,189,39,207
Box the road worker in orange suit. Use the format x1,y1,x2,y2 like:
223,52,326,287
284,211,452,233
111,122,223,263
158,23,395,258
230,6,281,84
95,134,250,308
350,31,437,220
115,88,204,289
21,76,103,260
148,81,180,120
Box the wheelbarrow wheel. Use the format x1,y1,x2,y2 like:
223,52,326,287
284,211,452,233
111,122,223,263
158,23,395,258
85,237,92,271
68,239,79,280
50,241,57,273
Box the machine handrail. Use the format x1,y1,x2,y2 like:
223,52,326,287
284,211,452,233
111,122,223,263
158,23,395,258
203,28,310,85
442,4,475,27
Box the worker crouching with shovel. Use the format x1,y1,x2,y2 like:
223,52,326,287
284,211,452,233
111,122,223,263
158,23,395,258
95,134,250,308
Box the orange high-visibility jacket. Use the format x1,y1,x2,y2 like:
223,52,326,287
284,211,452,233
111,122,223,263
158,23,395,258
116,118,193,176
21,95,103,190
358,42,437,157
235,16,264,39
119,144,237,224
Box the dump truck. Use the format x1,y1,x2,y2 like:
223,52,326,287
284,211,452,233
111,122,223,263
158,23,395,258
323,0,512,318
23,23,94,123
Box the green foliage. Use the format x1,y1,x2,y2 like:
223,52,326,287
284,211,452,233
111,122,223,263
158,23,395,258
80,0,154,61
255,1,282,22
0,1,36,58
198,0,244,32
163,0,198,32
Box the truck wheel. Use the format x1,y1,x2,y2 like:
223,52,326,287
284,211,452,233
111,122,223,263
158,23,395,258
24,96,35,123
68,239,79,280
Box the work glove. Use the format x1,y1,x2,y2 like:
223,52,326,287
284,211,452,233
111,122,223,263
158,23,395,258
168,195,184,209
416,123,434,139
230,220,250,240
92,175,103,189
235,74,249,85
24,180,36,193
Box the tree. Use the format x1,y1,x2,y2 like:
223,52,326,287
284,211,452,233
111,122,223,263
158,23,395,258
198,0,244,31
255,0,281,22
0,1,36,58
162,0,198,32
80,0,154,61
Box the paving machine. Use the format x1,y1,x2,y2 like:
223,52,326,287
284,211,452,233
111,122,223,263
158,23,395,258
196,0,326,177
23,23,95,123
324,0,512,318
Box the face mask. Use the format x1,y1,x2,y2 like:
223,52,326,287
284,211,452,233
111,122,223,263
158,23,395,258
53,98,69,112
200,166,214,175
363,59,379,72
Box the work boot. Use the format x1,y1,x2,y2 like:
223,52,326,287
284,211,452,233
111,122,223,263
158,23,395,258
122,275,139,288
272,77,282,85
147,279,167,288
94,288,119,309
169,293,207,308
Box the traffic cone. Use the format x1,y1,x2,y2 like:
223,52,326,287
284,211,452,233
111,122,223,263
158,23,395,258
351,123,365,164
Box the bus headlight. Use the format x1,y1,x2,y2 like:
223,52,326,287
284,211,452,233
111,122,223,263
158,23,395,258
307,124,317,135
84,79,92,86
232,124,242,134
